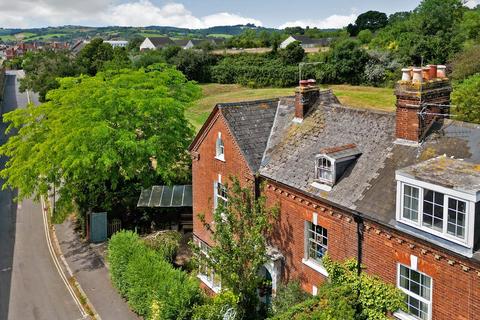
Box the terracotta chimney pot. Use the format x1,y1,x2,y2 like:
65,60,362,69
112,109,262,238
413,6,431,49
437,65,447,78
299,80,309,87
412,68,423,83
428,65,437,79
401,68,412,81
422,67,431,81
307,79,317,86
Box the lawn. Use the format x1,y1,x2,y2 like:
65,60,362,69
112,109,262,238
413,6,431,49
186,84,395,131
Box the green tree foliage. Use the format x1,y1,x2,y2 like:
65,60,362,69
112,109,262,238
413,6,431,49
315,39,368,84
371,0,465,64
76,38,115,75
271,280,310,315
212,54,299,88
357,29,373,44
363,50,401,87
127,36,144,52
192,291,239,320
143,230,182,263
279,41,306,65
19,49,81,102
450,45,480,80
0,65,201,223
458,7,480,45
347,11,388,36
452,74,480,123
173,49,217,83
132,49,166,69
194,178,278,319
271,256,405,320
101,47,132,71
108,231,202,319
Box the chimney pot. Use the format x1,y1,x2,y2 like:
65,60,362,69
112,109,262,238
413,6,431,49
299,80,309,87
307,79,316,86
428,65,437,80
437,65,447,78
401,68,412,81
412,68,423,83
422,67,431,81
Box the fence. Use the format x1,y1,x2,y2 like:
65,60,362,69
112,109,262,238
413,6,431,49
108,218,122,237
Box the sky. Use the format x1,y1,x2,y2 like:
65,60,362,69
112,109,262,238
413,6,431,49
0,0,478,29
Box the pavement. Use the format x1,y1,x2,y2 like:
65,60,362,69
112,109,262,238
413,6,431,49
0,70,85,319
55,218,139,320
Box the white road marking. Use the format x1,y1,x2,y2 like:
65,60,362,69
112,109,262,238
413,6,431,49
40,197,89,319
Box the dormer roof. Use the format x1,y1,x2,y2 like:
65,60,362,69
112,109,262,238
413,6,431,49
319,143,361,160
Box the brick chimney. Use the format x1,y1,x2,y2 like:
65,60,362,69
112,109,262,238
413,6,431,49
294,79,320,120
395,65,452,143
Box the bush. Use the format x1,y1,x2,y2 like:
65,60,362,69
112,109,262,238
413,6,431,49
192,291,239,320
452,73,480,124
107,231,202,319
271,280,310,315
450,45,480,80
143,230,182,263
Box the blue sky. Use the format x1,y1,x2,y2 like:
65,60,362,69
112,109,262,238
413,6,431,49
0,0,477,29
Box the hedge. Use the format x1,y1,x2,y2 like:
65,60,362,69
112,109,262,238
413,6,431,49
107,231,202,319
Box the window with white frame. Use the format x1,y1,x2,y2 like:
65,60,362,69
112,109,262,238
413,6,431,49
306,222,328,263
215,181,228,209
315,156,334,184
398,183,469,243
198,241,221,292
398,264,432,320
215,132,224,160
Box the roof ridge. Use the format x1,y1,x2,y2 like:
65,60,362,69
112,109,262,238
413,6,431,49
324,103,396,117
216,97,284,108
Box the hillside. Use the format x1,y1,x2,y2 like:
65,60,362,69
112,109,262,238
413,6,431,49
0,24,279,43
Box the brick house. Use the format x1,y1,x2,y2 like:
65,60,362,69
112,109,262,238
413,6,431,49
189,72,480,320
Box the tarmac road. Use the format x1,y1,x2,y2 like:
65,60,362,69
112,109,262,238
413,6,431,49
0,70,84,320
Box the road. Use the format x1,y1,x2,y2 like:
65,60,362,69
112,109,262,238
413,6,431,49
0,70,84,320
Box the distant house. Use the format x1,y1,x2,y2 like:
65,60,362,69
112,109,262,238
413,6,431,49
173,39,190,49
104,40,128,48
139,37,175,50
280,35,332,49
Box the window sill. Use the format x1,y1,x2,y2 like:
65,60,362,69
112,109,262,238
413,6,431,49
302,258,329,277
393,311,419,320
214,155,225,162
311,182,332,192
197,274,221,293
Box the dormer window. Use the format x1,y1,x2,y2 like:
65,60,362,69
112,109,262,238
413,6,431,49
315,156,334,184
396,156,480,252
215,132,224,161
312,144,361,190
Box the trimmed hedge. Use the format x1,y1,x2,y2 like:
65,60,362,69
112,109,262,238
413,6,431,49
107,231,202,319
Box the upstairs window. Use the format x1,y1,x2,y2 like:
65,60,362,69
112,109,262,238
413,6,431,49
215,132,224,161
307,222,328,263
398,183,469,244
315,156,334,184
214,178,228,211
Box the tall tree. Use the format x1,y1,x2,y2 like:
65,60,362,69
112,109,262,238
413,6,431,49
348,11,388,36
20,49,81,102
76,38,114,75
195,178,278,319
0,65,201,222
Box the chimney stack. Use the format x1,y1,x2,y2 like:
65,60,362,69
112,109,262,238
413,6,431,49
395,65,452,143
294,79,320,121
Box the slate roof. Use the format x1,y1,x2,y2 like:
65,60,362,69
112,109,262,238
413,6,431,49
219,98,280,172
258,91,480,228
148,37,175,48
173,39,190,47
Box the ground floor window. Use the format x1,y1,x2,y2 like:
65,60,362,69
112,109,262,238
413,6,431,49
397,264,432,320
197,240,221,292
307,221,328,262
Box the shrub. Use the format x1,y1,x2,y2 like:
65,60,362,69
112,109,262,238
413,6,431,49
143,230,182,263
452,73,480,124
450,45,480,80
271,280,310,315
107,231,202,319
192,291,239,320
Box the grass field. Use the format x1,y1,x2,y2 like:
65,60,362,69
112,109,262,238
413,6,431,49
186,84,395,130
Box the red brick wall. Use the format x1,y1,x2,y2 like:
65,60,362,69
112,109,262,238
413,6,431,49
191,111,254,246
264,180,480,320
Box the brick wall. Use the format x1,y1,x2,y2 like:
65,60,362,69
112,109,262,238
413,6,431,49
264,180,480,319
191,110,254,246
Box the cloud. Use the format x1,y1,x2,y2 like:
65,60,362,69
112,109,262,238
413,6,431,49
0,0,262,29
464,0,480,8
102,1,262,28
279,13,357,29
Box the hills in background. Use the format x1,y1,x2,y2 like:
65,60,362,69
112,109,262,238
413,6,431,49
0,24,308,43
